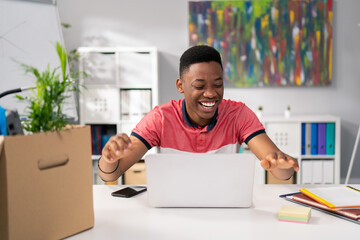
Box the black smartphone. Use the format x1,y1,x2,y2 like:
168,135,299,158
111,186,147,198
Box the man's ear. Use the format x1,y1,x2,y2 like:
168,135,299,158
176,78,184,93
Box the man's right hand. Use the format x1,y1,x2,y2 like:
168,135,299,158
98,133,148,182
101,133,133,163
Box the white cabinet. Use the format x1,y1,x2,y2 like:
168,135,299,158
260,115,341,184
77,47,159,184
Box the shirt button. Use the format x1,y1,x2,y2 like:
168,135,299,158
199,139,204,145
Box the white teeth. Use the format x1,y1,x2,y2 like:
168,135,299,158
200,102,215,107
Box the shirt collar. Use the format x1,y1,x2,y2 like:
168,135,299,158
182,99,218,131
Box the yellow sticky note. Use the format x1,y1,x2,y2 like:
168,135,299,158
278,205,311,224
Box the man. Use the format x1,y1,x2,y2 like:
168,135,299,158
98,45,299,182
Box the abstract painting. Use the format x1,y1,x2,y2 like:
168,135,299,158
189,0,333,87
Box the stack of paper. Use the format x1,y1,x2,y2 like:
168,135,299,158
290,193,360,220
300,186,360,209
280,186,360,224
278,205,311,224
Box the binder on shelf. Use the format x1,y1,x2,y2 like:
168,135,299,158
90,124,117,155
91,125,98,155
129,90,142,120
136,89,151,117
326,122,335,155
322,160,334,184
318,123,326,155
301,160,313,184
96,125,102,155
143,90,152,115
300,186,360,210
90,125,95,154
301,123,306,155
305,123,311,155
120,90,130,120
312,160,323,184
120,89,152,121
101,135,111,149
311,123,318,155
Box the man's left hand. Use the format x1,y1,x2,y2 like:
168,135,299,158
260,152,299,172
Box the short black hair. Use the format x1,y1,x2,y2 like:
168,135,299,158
179,45,223,78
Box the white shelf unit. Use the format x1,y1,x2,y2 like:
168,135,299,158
259,115,341,184
77,47,159,185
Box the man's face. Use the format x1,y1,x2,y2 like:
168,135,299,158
176,61,224,127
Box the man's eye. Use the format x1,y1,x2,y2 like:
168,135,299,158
193,86,204,90
214,84,223,88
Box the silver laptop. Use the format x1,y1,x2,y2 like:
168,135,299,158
144,153,256,208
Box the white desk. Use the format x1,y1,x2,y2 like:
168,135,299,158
68,185,360,240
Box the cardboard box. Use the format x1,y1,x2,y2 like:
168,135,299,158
0,126,94,240
124,162,146,185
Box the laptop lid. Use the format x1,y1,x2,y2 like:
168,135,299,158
145,153,256,208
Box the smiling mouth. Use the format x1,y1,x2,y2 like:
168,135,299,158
199,101,216,110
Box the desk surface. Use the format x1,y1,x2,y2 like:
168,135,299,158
68,184,360,240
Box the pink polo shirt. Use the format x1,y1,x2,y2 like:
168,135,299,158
131,99,265,153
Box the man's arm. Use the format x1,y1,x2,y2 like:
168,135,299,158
247,133,299,180
98,134,148,182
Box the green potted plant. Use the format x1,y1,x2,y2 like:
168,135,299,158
15,42,80,133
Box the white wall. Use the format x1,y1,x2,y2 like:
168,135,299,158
0,1,70,117
58,0,360,183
